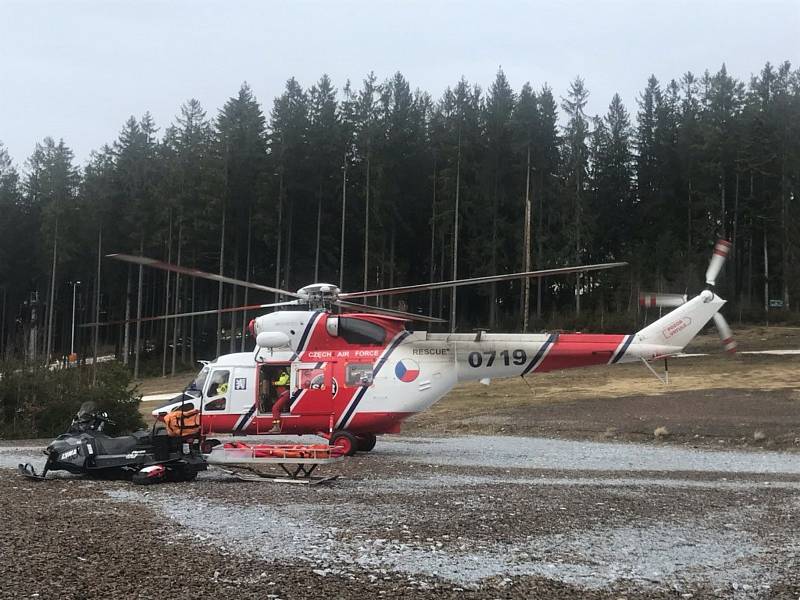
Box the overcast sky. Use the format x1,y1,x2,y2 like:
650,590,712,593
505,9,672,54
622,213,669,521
1,0,798,167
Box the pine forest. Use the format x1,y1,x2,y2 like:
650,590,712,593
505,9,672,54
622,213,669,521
1,63,798,376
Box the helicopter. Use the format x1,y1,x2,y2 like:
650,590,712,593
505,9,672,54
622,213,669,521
98,240,734,456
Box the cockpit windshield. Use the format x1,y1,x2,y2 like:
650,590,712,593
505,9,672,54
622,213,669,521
186,366,209,397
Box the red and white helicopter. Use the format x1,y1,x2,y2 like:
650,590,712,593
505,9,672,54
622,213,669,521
107,240,734,456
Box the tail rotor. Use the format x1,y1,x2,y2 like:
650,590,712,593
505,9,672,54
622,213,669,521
639,239,736,354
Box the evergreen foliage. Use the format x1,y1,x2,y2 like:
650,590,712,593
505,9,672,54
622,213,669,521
1,62,799,366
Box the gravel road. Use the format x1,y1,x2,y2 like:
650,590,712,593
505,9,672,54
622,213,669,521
3,434,800,599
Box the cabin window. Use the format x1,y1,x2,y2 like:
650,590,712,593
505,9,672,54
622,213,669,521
338,317,386,346
296,368,326,390
345,363,374,387
204,397,226,411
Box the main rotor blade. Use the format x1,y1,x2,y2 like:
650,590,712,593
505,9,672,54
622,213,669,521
107,254,302,298
79,302,295,328
340,262,628,300
335,300,447,323
705,239,732,287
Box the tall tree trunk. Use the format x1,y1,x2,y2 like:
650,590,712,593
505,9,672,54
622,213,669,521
45,218,58,364
575,169,581,317
123,266,131,365
285,189,294,291
537,170,544,319
733,171,740,300
216,202,226,357
763,226,769,322
134,238,144,380
363,153,371,296
230,246,238,354
439,225,446,319
720,170,726,240
489,154,498,329
687,178,693,285
781,158,789,309
161,211,172,377
339,152,347,290
274,172,284,299
450,132,461,333
314,182,322,282
429,160,436,317
241,208,252,352
171,220,182,375
522,145,532,332
92,226,102,385
389,221,396,291
190,251,196,366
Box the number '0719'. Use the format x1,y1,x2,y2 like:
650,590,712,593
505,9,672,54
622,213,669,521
467,349,527,368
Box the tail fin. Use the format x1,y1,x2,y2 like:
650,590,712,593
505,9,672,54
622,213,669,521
635,290,725,351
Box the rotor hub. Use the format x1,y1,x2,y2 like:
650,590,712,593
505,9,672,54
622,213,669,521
296,283,341,309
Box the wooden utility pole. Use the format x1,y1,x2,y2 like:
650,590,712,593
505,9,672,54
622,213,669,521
450,131,461,333
522,145,532,332
339,151,347,290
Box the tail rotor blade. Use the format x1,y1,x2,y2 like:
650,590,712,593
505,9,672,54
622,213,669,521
705,239,732,287
713,312,737,354
639,292,687,308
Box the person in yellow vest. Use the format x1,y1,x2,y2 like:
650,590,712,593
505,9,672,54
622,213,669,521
270,370,290,433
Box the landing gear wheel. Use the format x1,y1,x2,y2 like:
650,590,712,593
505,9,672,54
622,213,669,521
356,433,377,452
330,430,358,456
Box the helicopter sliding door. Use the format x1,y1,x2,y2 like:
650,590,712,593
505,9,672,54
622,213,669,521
279,361,335,433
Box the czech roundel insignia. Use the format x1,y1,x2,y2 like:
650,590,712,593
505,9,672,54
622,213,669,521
395,359,420,383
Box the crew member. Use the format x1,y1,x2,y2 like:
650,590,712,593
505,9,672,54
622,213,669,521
270,369,290,433
207,371,229,398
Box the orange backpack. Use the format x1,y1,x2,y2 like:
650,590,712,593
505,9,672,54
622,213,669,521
163,408,201,437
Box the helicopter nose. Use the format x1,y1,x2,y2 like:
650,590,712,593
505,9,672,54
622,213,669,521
248,319,256,338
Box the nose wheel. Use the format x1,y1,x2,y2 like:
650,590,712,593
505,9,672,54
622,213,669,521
329,430,358,456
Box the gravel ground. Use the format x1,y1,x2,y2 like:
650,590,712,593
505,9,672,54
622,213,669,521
3,435,800,599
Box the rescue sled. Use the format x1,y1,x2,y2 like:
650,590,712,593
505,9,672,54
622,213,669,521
204,440,344,485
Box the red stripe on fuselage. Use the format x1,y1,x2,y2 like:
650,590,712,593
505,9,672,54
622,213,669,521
534,334,627,372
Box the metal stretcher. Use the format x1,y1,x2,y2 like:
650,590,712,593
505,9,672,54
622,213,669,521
203,441,344,485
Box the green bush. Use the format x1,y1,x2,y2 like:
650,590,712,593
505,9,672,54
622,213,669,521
0,361,143,439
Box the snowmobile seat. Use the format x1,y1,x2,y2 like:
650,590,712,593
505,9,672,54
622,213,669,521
92,434,141,456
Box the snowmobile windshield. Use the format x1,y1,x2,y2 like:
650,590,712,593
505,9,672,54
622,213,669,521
77,401,98,420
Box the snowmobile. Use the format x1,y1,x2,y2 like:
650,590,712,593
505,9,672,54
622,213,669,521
17,401,206,485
